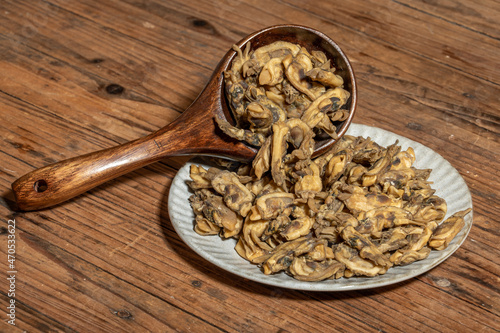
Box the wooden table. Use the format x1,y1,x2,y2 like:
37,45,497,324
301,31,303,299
1,1,498,332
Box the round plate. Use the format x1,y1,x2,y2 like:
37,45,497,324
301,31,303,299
168,124,473,291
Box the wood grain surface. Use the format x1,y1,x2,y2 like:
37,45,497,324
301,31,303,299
1,0,498,332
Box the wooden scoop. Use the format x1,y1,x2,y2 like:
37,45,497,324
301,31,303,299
11,24,357,211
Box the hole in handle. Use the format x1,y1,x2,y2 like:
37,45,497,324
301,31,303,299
34,179,48,193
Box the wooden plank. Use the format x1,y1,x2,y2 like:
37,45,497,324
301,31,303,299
0,0,498,332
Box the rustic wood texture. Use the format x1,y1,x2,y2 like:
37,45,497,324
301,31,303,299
0,0,498,332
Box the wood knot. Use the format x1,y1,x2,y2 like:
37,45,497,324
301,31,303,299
436,278,451,288
192,19,208,27
406,122,423,131
111,309,133,320
90,58,105,64
106,84,124,95
191,18,217,35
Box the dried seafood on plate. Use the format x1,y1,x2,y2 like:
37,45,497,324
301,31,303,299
169,124,473,290
185,132,472,282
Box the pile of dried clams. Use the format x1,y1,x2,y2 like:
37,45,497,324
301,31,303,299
187,41,470,281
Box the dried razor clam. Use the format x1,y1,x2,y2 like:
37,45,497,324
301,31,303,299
187,41,470,282
428,208,471,250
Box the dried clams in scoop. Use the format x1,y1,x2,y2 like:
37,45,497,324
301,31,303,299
217,41,351,148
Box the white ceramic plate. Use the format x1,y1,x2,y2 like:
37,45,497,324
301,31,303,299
168,124,473,291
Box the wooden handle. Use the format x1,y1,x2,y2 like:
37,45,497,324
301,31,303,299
11,113,252,211
11,127,178,211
